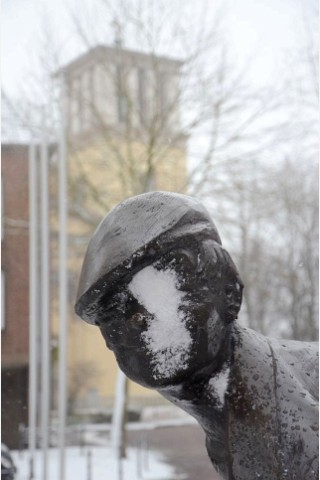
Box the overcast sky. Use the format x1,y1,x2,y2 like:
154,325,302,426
2,0,316,100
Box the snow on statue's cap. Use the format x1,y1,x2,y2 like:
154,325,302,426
75,191,221,324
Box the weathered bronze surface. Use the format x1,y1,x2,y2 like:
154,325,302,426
75,191,319,480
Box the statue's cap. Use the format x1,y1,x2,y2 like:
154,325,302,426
75,191,221,323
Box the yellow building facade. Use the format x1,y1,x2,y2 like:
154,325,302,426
52,44,188,414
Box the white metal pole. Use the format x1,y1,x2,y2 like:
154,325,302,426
28,140,38,480
111,370,127,449
58,74,68,480
40,118,50,480
111,370,128,480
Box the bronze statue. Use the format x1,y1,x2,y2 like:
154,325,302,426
75,191,319,480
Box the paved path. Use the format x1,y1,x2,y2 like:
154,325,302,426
127,425,221,480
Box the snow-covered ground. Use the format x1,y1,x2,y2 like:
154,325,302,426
11,411,194,479
12,445,184,480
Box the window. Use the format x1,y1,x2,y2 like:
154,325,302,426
1,176,4,240
92,63,102,121
66,80,73,135
89,66,95,123
158,70,167,116
71,76,82,135
2,270,5,331
116,65,127,123
82,69,91,130
138,67,146,124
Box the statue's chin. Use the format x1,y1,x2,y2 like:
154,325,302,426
117,361,187,389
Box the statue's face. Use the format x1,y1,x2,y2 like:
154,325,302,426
98,242,227,388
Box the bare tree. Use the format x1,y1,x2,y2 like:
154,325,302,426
51,0,281,218
268,160,318,340
204,23,319,340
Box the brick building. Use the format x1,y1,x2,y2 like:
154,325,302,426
1,94,31,447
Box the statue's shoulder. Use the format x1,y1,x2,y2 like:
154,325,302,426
267,336,319,401
229,325,319,401
227,326,319,479
231,325,318,372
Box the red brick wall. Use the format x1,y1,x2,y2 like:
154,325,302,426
1,144,30,366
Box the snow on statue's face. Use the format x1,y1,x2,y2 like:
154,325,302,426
98,239,239,388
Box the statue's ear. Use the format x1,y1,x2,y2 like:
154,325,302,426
221,250,244,323
199,239,244,322
224,280,243,323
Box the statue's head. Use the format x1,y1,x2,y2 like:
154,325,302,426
75,192,243,388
